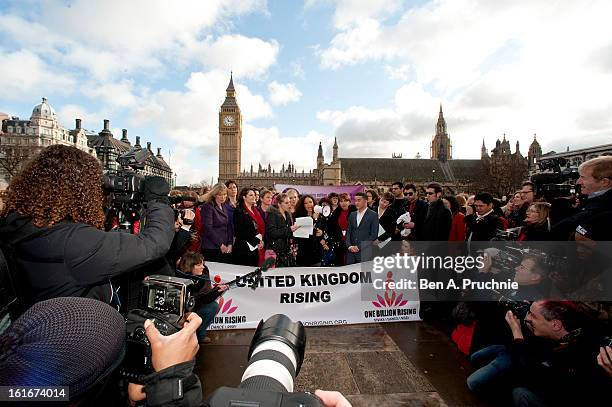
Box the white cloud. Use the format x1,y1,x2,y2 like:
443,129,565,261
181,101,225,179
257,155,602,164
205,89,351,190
194,35,280,79
304,0,402,29
57,104,106,131
316,0,612,158
331,0,402,29
0,49,75,100
385,64,411,81
0,1,271,80
82,80,139,109
241,126,324,173
268,81,302,105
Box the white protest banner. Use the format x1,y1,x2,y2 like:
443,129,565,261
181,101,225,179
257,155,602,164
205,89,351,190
206,262,420,330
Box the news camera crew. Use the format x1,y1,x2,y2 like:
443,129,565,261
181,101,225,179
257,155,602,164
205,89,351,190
265,193,300,267
551,156,612,240
175,251,228,344
467,300,610,406
0,145,175,309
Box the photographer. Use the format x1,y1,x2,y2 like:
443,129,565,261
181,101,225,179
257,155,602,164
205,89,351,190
0,145,175,308
551,156,612,240
166,207,196,268
175,251,228,344
468,300,609,406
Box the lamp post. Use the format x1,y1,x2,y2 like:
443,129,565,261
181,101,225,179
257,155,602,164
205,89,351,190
432,168,436,182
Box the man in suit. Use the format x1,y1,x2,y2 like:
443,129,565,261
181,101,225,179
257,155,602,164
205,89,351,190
422,182,452,241
403,183,429,240
346,192,379,264
465,192,504,242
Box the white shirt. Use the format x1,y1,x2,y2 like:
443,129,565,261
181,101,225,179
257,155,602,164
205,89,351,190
356,208,367,227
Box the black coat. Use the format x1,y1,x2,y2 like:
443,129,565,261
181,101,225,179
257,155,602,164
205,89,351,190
327,205,356,244
465,212,503,242
551,189,612,240
377,206,397,242
232,205,260,266
265,206,294,266
294,213,322,267
422,200,452,241
391,198,408,218
0,202,175,307
406,198,429,240
519,223,551,241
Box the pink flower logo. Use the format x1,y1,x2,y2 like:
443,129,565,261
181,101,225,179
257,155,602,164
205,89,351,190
371,292,409,308
217,297,238,315
371,271,409,308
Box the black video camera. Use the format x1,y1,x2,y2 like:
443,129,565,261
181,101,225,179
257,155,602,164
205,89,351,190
121,275,195,383
103,148,153,232
531,157,580,201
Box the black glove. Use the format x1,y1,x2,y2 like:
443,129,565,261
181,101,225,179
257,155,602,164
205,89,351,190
143,176,170,204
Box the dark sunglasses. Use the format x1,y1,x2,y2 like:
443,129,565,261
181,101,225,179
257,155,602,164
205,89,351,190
405,192,414,196
426,192,435,195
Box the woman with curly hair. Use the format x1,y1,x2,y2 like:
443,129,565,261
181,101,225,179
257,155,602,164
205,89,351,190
0,145,175,308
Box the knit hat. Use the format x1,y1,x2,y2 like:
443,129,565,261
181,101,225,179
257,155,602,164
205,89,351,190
0,297,125,399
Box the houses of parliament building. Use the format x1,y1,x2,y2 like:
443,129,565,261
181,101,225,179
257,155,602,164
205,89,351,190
218,75,540,194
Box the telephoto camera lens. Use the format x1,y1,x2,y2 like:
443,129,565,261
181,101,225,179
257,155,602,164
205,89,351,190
239,314,306,393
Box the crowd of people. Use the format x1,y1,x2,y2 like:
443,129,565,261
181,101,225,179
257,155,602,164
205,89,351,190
168,156,612,406
0,144,611,406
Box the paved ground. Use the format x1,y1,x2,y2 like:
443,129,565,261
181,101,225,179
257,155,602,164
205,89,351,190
194,322,489,406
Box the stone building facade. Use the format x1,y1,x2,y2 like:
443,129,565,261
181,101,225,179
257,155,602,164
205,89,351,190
0,98,172,187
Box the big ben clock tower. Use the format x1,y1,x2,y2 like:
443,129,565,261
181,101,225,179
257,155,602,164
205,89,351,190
218,73,242,183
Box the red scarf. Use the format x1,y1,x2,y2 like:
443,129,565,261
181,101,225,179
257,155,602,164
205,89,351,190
245,203,266,265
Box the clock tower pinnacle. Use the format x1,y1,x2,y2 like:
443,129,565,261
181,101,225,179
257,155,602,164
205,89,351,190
219,72,242,183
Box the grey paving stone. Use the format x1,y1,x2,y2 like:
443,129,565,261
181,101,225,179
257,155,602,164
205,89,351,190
295,352,359,395
305,324,399,353
346,392,447,407
346,351,433,394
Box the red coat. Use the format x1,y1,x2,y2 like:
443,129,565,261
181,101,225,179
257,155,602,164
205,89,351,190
188,205,203,252
448,212,466,241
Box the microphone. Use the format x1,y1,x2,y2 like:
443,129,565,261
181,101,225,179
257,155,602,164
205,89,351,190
260,256,276,271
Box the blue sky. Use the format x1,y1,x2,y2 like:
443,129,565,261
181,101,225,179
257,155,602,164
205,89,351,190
1,0,612,184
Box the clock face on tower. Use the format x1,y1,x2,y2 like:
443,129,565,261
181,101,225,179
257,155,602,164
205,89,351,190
223,115,235,127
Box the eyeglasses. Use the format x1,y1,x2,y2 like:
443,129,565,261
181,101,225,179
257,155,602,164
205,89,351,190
405,192,414,196
426,191,435,195
520,190,533,194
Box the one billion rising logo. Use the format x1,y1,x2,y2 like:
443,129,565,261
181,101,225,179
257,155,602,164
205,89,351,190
371,271,409,308
216,297,238,315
